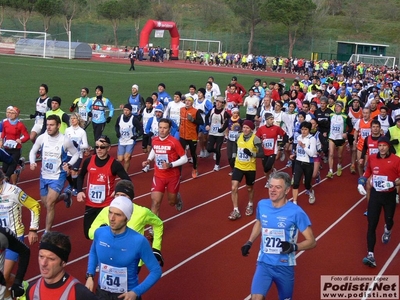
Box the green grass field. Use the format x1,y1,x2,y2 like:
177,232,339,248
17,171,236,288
0,55,283,158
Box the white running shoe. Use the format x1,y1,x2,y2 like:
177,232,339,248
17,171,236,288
308,190,316,204
213,165,220,171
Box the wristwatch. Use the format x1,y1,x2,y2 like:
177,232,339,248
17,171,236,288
86,273,94,280
169,163,173,168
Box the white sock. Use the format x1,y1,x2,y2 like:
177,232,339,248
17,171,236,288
329,169,333,173
234,207,239,212
368,252,374,257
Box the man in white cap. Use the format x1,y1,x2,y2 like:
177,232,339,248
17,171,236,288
86,196,162,300
121,84,144,118
88,180,164,270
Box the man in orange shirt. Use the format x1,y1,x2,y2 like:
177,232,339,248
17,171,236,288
142,118,188,216
347,98,363,173
354,107,372,176
179,96,204,178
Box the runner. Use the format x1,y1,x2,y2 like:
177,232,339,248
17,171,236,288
326,101,353,178
228,120,263,220
29,115,78,233
114,103,143,172
0,169,40,299
0,106,29,184
205,96,230,171
86,196,162,299
353,107,372,176
69,87,91,128
357,136,400,268
255,112,287,188
241,171,316,300
290,121,317,204
142,118,187,216
64,112,90,196
76,135,131,239
29,83,50,143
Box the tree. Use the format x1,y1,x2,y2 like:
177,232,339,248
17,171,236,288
8,0,36,35
0,0,6,29
121,0,149,45
225,0,263,55
97,0,125,47
35,0,62,32
61,0,87,37
263,0,316,58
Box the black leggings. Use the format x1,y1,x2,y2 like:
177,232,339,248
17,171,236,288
180,138,198,169
206,135,224,165
226,140,235,170
84,206,103,239
262,154,276,173
2,149,19,178
92,122,106,141
292,161,314,190
367,189,397,252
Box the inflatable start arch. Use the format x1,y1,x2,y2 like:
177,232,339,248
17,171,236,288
139,20,180,60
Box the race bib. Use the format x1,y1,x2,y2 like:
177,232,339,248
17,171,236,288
43,158,58,174
331,125,341,134
88,184,106,203
210,124,220,134
131,105,138,114
247,106,256,114
237,148,250,162
0,211,10,227
297,146,306,158
92,111,101,121
227,102,235,110
120,128,130,138
369,148,379,155
228,130,239,141
261,228,285,254
3,140,17,149
262,138,274,150
79,107,88,120
99,263,128,294
155,154,169,169
372,175,389,192
360,128,371,139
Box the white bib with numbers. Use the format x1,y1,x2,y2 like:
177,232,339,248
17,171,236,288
372,175,389,192
88,184,106,203
261,228,286,255
99,263,128,294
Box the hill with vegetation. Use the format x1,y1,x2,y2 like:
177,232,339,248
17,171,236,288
0,0,399,58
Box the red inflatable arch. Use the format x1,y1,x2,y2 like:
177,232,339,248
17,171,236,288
139,20,180,60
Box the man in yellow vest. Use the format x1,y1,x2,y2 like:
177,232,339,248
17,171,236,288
185,49,192,63
228,120,263,220
41,96,69,134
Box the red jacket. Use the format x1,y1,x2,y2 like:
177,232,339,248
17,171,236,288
1,119,29,149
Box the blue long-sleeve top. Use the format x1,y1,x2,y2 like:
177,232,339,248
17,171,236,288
87,226,162,297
